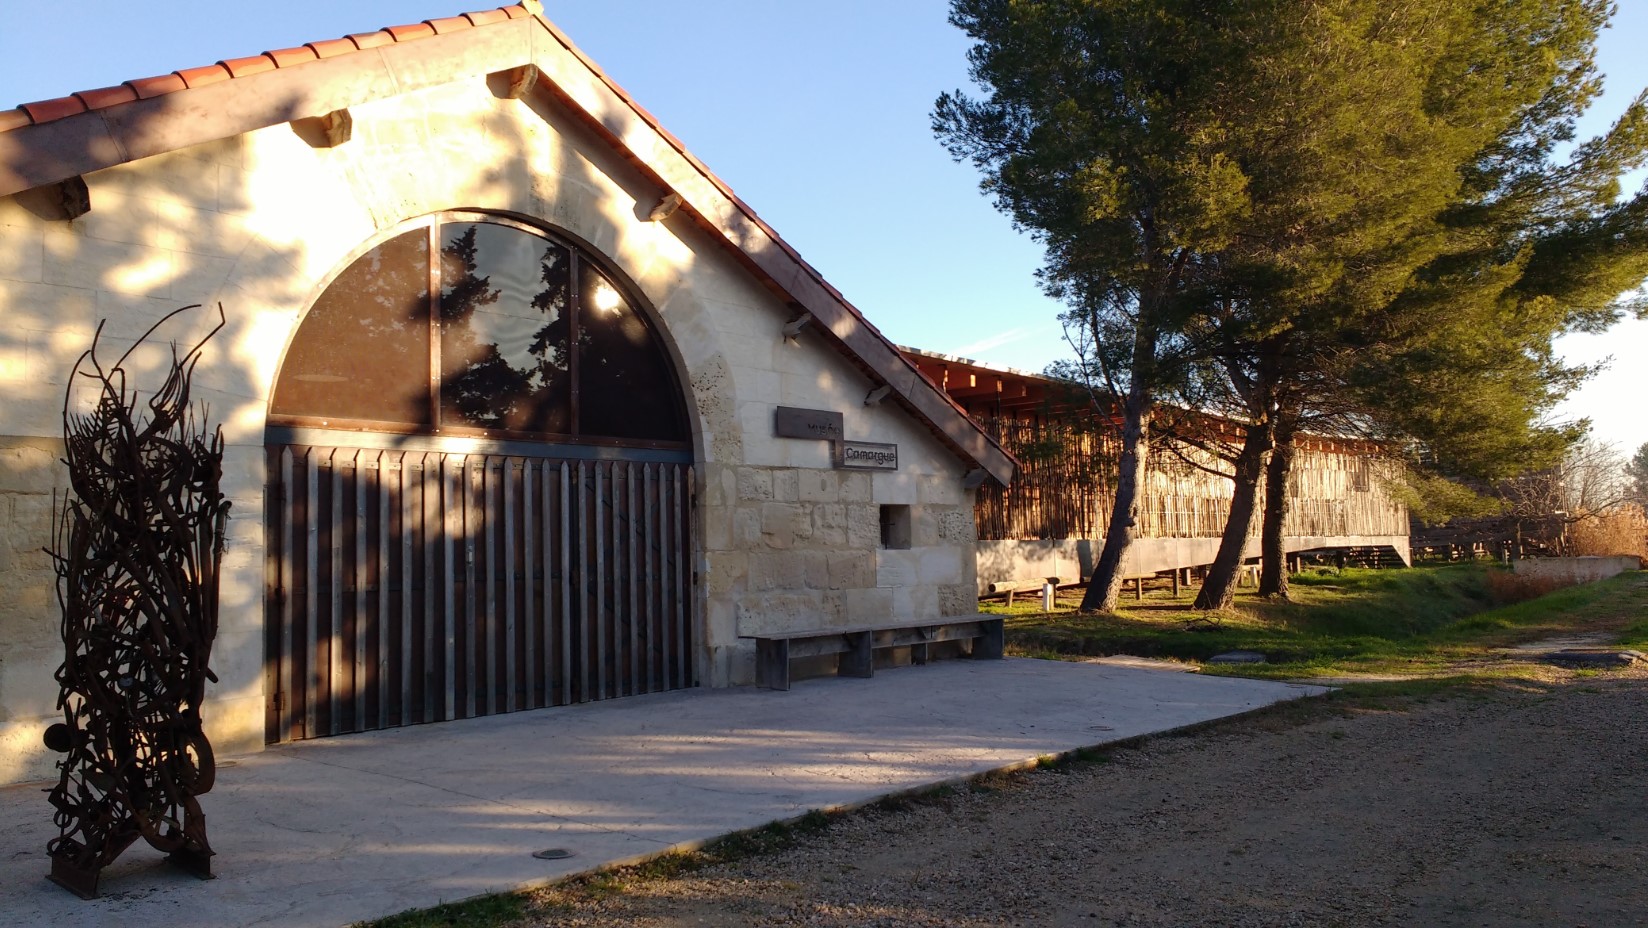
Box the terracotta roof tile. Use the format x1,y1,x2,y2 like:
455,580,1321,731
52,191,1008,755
125,73,188,99
424,16,473,34
219,55,278,78
348,31,396,50
306,38,357,60
264,46,319,68
2,5,532,134
74,85,140,111
174,64,232,89
384,22,437,42
18,96,86,124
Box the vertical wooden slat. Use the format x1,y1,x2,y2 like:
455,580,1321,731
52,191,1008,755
442,455,462,722
559,461,572,707
264,448,281,743
353,451,369,733
644,463,659,692
373,451,390,730
278,446,297,742
473,458,491,716
501,458,518,714
609,462,623,698
658,463,673,689
305,449,323,740
419,453,439,724
462,457,480,718
547,461,560,708
576,461,590,703
599,461,613,702
673,464,688,688
626,462,640,698
402,454,418,728
521,459,536,709
330,452,349,735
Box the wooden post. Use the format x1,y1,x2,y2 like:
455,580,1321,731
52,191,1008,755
757,638,790,691
973,618,1005,660
839,631,874,678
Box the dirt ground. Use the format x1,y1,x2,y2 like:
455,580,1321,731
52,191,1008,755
522,666,1648,928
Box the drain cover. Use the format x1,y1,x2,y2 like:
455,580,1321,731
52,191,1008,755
533,848,575,860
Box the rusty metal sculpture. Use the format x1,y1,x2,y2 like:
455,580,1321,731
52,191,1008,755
42,304,231,899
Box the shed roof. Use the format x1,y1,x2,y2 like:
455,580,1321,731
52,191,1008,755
0,2,1016,486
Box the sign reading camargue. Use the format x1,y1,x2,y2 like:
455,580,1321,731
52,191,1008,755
836,440,898,471
773,406,844,441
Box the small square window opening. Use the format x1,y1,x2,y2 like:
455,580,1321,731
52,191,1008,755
879,504,912,550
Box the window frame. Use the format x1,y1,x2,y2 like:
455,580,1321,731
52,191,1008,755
268,211,692,452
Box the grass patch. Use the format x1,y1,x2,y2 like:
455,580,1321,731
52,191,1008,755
1002,565,1648,684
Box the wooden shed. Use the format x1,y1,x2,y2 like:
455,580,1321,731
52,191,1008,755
899,349,1411,591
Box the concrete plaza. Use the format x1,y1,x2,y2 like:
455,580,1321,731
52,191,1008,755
0,658,1326,928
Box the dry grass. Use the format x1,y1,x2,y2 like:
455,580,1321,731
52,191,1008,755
1568,503,1648,559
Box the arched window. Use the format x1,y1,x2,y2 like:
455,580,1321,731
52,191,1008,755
271,213,689,447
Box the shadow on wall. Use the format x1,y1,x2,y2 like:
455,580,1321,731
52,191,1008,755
0,82,326,777
974,539,1096,590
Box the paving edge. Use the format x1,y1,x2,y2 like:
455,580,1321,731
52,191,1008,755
363,685,1334,926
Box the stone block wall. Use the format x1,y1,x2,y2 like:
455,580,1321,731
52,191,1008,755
1513,556,1640,585
700,458,979,685
0,438,65,785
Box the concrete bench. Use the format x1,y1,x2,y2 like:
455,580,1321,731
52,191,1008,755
744,616,1005,691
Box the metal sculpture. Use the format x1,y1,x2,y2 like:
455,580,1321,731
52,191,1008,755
42,304,231,899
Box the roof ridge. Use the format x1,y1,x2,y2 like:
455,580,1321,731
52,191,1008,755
0,4,537,134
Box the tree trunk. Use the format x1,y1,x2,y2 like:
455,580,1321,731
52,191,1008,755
1080,391,1151,612
1194,424,1271,610
1258,425,1297,599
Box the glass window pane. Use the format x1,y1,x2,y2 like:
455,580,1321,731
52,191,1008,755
576,263,687,441
439,222,572,433
271,229,431,425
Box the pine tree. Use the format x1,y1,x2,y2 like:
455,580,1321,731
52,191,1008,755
937,0,1648,610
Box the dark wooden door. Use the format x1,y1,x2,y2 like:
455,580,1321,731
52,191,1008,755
263,443,693,743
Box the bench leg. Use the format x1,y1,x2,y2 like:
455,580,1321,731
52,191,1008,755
910,641,930,665
972,618,1005,660
757,638,791,691
838,631,874,679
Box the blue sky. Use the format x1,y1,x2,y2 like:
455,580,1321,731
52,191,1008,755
2,1,1645,454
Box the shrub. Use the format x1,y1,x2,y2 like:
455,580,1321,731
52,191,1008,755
1484,568,1573,605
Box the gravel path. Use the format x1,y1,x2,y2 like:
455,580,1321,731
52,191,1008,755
520,667,1647,928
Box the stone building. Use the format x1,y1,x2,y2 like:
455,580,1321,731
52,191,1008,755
0,3,1013,785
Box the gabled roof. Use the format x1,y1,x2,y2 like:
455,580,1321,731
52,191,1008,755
0,2,1016,486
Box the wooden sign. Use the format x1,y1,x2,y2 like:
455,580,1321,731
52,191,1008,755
836,440,898,471
774,406,844,441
